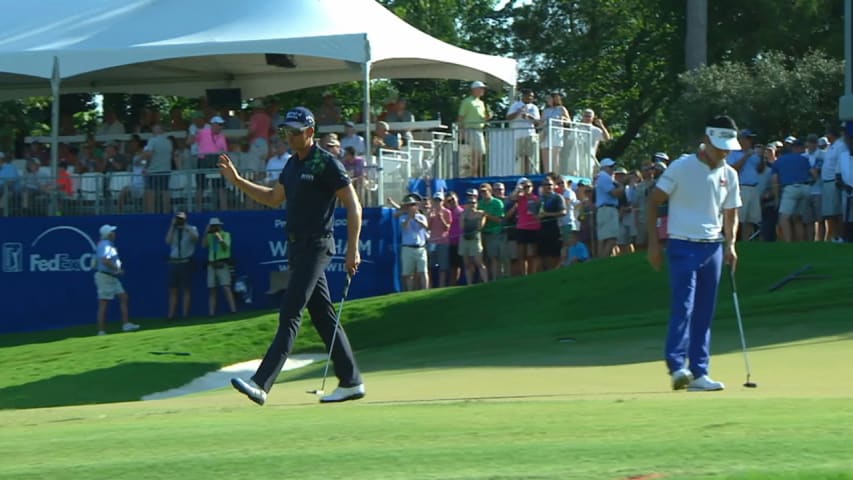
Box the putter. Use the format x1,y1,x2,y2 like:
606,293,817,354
307,274,353,396
729,268,758,388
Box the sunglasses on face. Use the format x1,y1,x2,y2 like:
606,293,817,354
281,127,308,137
542,183,554,187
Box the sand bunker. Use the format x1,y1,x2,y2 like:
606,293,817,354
142,354,326,401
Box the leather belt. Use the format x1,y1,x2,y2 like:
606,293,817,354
288,232,332,243
668,235,723,244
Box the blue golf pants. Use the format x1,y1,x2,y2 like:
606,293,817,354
665,239,723,378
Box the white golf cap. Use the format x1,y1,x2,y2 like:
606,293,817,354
705,127,741,151
210,116,226,124
599,158,616,168
818,136,830,146
208,217,224,226
470,81,487,89
784,135,797,144
99,224,117,238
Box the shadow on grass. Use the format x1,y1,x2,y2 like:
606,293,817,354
0,361,218,410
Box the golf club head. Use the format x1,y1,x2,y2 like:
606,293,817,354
306,389,324,395
743,382,758,388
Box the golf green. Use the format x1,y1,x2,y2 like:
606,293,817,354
1,243,851,479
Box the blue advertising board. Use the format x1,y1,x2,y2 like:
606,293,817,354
0,208,399,333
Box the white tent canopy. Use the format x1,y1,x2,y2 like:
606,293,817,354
0,0,518,99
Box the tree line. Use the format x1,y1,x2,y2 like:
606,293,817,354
0,0,843,167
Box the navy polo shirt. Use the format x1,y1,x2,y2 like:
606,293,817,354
278,144,351,237
771,153,811,186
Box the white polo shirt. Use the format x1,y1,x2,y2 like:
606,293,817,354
655,154,741,241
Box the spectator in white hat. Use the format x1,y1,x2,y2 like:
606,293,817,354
595,158,624,257
458,81,492,177
94,225,140,336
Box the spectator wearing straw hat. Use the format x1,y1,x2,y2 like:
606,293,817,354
203,217,237,316
396,193,429,291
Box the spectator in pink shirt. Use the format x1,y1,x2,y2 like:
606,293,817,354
247,100,272,174
196,116,229,210
427,192,452,287
509,177,541,275
444,192,465,285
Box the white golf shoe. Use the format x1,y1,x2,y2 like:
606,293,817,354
122,322,140,332
687,375,725,392
320,384,366,403
231,378,267,406
671,369,693,391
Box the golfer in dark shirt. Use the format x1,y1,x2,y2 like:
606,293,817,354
218,106,364,405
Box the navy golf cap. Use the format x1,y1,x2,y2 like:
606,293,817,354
281,107,316,129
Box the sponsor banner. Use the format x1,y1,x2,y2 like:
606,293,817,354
0,208,399,333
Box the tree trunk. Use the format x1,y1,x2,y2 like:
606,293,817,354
685,0,707,70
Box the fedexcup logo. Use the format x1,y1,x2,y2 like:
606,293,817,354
2,226,98,273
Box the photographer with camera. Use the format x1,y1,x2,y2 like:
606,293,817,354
165,212,199,320
202,217,237,317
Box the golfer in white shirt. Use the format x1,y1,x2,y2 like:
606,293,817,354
647,115,742,392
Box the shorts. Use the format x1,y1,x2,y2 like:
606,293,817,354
738,185,762,224
822,181,841,217
401,246,428,275
449,243,463,270
802,195,823,224
540,129,564,149
515,228,540,245
428,243,450,271
144,174,169,191
516,136,539,159
95,272,125,300
207,263,232,288
538,229,562,258
505,240,519,260
618,216,637,245
168,261,193,290
596,206,619,241
483,233,508,260
779,184,810,216
560,223,577,241
463,130,486,155
198,154,225,190
458,237,483,257
635,214,649,246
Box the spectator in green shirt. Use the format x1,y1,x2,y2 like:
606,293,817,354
477,183,506,281
202,217,237,317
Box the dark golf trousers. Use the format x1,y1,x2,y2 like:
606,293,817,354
252,236,362,392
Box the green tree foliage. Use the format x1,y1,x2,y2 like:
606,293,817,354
509,0,685,160
671,50,844,146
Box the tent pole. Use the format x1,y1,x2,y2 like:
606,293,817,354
50,56,61,216
363,61,378,205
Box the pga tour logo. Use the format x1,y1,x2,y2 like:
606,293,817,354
2,226,97,273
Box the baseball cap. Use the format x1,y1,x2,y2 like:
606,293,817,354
653,152,669,162
516,177,530,188
175,211,187,219
654,161,668,170
465,188,478,197
401,194,420,205
99,224,117,237
614,167,628,174
432,192,444,200
208,217,224,226
577,178,591,187
599,158,616,168
818,136,830,147
470,81,487,89
705,115,741,151
784,135,797,144
282,107,316,129
210,116,225,124
325,137,340,147
344,121,356,128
